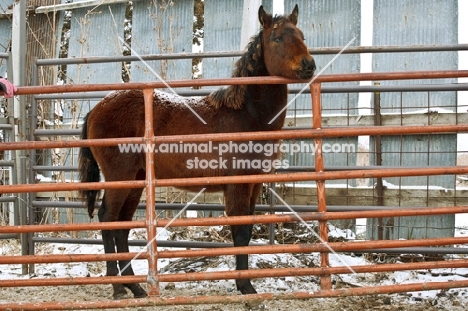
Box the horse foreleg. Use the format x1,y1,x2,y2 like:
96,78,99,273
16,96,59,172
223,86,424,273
231,224,256,294
225,183,262,295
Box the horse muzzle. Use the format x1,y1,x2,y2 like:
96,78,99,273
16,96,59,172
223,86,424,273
297,58,316,80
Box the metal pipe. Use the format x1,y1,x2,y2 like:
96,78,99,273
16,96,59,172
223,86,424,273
142,88,159,296
3,123,468,151
2,279,468,310
2,258,467,288
2,205,467,234
28,237,468,255
33,44,468,66
12,70,468,95
30,82,468,100
28,164,468,173
2,166,468,194
311,82,331,290
156,236,468,259
34,200,465,214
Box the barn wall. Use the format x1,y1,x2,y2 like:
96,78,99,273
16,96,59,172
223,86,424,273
367,0,458,239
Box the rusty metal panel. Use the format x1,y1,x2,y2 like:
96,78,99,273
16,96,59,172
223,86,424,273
0,0,14,75
202,0,272,80
284,0,360,182
370,0,458,188
284,0,361,115
202,0,243,80
131,0,194,82
66,3,126,84
62,2,127,181
368,0,458,240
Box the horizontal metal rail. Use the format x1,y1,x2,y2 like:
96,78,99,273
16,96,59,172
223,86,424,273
29,164,468,173
2,205,467,233
34,44,468,66
13,70,468,95
2,280,468,311
31,200,465,212
1,258,467,287
31,82,468,102
3,124,468,151
1,166,468,194
29,237,468,255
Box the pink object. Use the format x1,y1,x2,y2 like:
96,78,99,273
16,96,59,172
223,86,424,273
0,77,17,98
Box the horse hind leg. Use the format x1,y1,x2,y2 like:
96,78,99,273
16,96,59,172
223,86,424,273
225,183,262,295
98,189,129,299
99,187,146,299
115,187,147,298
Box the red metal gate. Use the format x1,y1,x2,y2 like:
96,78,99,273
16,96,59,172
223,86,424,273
1,70,468,310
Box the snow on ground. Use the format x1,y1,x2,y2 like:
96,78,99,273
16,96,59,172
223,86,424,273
1,222,468,310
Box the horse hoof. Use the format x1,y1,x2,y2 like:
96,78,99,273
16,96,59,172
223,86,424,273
126,283,147,298
113,291,129,300
237,280,258,295
134,292,148,298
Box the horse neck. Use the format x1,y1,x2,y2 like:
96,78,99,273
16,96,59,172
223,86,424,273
244,78,288,130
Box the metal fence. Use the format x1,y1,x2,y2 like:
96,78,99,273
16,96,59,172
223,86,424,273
1,70,468,309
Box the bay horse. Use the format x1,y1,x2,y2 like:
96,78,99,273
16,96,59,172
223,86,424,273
79,5,315,299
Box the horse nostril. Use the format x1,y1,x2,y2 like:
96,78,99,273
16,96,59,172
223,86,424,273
302,58,316,72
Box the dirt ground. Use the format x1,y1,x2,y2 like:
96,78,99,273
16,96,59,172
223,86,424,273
1,283,467,311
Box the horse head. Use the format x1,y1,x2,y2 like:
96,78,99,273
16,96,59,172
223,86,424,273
259,5,316,80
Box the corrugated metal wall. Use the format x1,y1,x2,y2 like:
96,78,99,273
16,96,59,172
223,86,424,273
131,0,193,82
0,0,14,76
283,0,361,184
367,0,458,239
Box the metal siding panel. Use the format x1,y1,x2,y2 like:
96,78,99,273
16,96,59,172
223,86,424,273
284,1,361,183
131,0,194,82
368,0,457,239
203,0,243,80
284,0,361,115
373,0,458,111
0,0,14,12
370,0,457,188
0,0,14,75
0,20,10,75
66,4,126,84
64,3,126,180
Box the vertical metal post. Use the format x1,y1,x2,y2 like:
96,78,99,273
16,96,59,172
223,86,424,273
27,61,39,273
5,52,19,229
268,182,275,245
311,82,331,290
373,82,384,240
240,0,262,49
143,88,159,296
12,0,29,275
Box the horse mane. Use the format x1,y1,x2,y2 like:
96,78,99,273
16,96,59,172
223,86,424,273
207,30,266,109
206,14,293,110
207,30,267,110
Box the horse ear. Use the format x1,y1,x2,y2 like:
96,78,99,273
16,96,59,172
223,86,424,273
289,4,299,25
258,5,272,28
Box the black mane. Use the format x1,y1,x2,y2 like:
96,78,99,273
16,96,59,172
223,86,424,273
207,31,264,110
207,14,292,110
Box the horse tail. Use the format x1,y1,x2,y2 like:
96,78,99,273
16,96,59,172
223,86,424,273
79,113,101,219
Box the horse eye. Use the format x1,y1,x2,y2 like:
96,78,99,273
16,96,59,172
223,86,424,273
273,37,281,43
